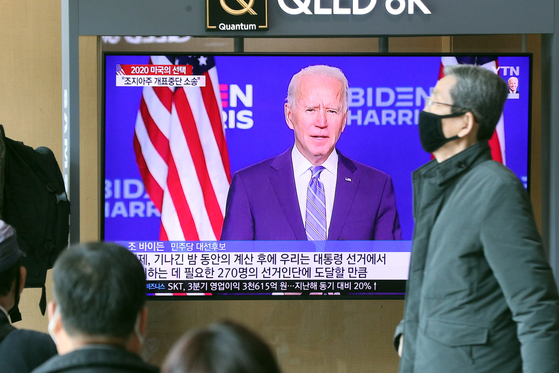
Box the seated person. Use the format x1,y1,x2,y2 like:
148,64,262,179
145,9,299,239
33,242,158,373
162,321,282,373
0,220,57,373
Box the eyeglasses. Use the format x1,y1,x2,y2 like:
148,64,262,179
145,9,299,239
425,97,469,112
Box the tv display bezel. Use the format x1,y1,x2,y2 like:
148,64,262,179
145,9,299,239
101,51,532,301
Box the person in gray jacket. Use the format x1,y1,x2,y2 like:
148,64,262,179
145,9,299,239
394,64,559,373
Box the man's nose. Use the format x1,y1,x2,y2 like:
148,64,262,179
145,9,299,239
315,109,327,127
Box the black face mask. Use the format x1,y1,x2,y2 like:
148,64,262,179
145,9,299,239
418,110,466,154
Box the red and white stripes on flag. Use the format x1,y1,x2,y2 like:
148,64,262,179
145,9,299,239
133,55,231,240
440,56,506,164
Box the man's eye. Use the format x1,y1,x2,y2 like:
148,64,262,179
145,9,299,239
305,108,315,113
327,110,338,114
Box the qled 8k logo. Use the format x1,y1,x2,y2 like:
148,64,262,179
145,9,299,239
220,83,254,129
277,0,431,16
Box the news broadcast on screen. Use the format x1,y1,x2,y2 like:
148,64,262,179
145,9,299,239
103,54,530,299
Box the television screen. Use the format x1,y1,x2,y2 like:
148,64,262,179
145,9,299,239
104,53,531,298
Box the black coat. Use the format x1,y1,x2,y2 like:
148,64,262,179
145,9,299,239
32,345,159,373
0,311,57,373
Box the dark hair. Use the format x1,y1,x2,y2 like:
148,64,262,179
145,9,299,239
162,321,282,373
444,64,509,141
52,242,146,338
0,260,20,296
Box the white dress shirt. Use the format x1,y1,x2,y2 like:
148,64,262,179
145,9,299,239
291,146,338,236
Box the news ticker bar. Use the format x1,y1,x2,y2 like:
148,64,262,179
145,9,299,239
118,240,412,253
119,241,412,283
146,280,406,297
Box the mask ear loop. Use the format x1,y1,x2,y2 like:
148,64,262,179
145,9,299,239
134,312,145,347
47,306,60,344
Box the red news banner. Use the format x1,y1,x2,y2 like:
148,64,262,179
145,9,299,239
116,64,207,87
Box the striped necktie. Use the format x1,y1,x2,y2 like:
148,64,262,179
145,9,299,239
306,166,327,241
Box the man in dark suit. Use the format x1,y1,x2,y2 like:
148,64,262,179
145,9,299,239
0,220,57,373
221,65,401,240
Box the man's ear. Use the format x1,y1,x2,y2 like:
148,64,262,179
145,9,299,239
18,266,26,295
458,112,478,139
128,306,149,353
47,300,56,320
138,306,148,336
47,300,63,337
341,110,348,133
284,102,295,130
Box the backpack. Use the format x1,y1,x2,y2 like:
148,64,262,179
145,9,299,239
0,125,70,319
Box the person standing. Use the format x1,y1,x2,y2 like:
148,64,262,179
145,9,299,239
394,64,559,373
221,65,401,241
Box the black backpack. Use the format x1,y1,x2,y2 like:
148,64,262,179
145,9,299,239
0,125,70,319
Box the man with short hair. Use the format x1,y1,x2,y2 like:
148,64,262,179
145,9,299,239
0,220,57,373
33,242,158,373
221,65,401,240
394,64,559,372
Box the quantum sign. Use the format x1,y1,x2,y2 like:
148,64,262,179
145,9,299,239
207,0,269,31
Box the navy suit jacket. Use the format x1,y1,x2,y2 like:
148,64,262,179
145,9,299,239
0,311,57,373
220,148,401,240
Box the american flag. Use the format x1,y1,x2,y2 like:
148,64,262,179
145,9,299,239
116,64,125,76
440,56,506,164
133,55,231,240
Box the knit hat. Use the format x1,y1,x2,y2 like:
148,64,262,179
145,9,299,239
0,220,24,272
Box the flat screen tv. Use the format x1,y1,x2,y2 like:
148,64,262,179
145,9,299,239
103,53,531,299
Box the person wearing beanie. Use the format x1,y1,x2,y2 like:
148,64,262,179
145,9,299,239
0,220,57,372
